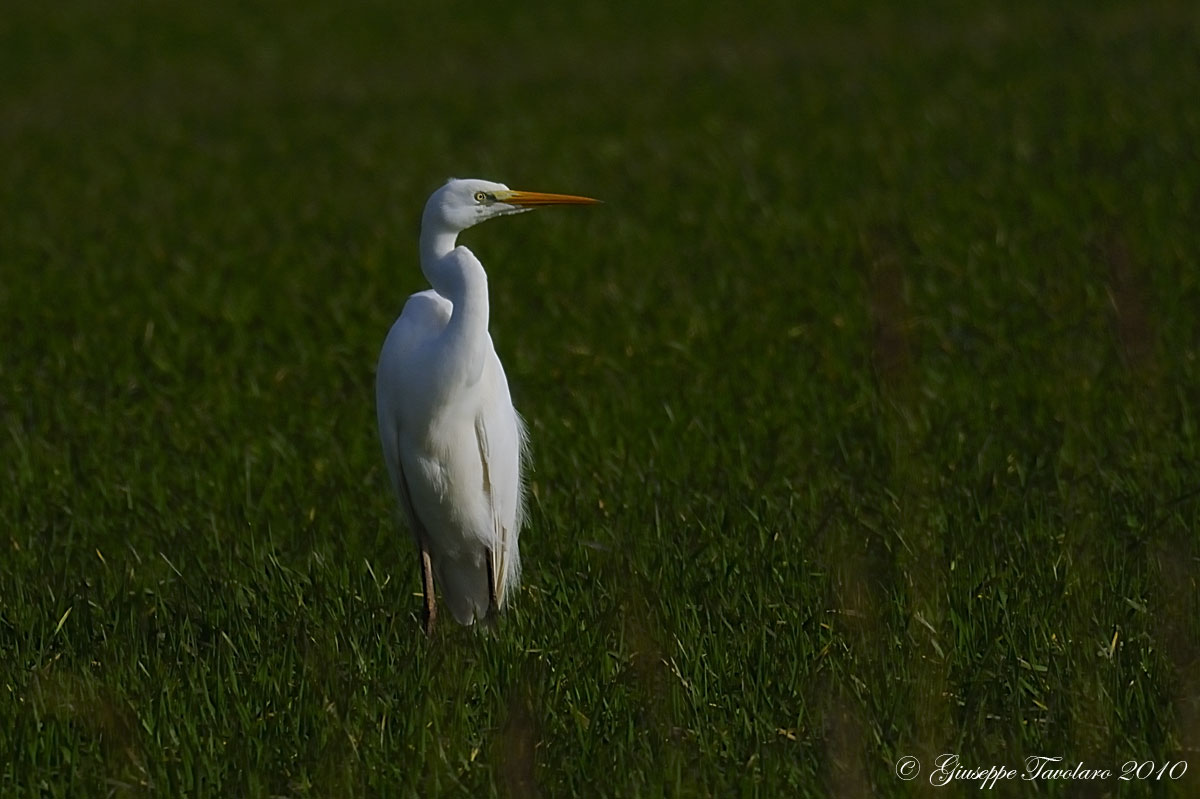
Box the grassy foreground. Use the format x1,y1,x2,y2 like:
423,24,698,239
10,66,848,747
2,0,1198,795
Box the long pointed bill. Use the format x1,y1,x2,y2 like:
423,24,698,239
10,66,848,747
494,189,601,207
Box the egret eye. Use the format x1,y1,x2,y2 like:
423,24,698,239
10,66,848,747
473,191,489,204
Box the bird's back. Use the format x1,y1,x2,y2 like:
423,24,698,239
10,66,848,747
376,289,450,491
388,290,452,353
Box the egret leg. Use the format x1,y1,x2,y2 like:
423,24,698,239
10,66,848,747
486,547,498,621
420,542,437,636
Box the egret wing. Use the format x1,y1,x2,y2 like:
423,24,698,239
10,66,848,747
474,345,527,609
375,289,452,541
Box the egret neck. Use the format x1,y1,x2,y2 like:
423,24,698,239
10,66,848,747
419,218,490,390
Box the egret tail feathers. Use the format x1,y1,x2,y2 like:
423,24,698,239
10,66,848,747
437,555,491,625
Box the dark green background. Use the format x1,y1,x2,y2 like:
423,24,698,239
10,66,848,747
2,1,1198,795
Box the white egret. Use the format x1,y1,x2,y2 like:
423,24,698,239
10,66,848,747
376,178,600,634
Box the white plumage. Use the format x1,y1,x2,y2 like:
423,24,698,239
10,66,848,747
375,178,599,632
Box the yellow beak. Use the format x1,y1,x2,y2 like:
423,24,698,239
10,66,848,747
493,189,602,206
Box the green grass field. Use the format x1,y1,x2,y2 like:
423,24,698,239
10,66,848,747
2,0,1199,795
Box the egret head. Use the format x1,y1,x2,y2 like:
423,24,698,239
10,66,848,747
423,177,600,234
